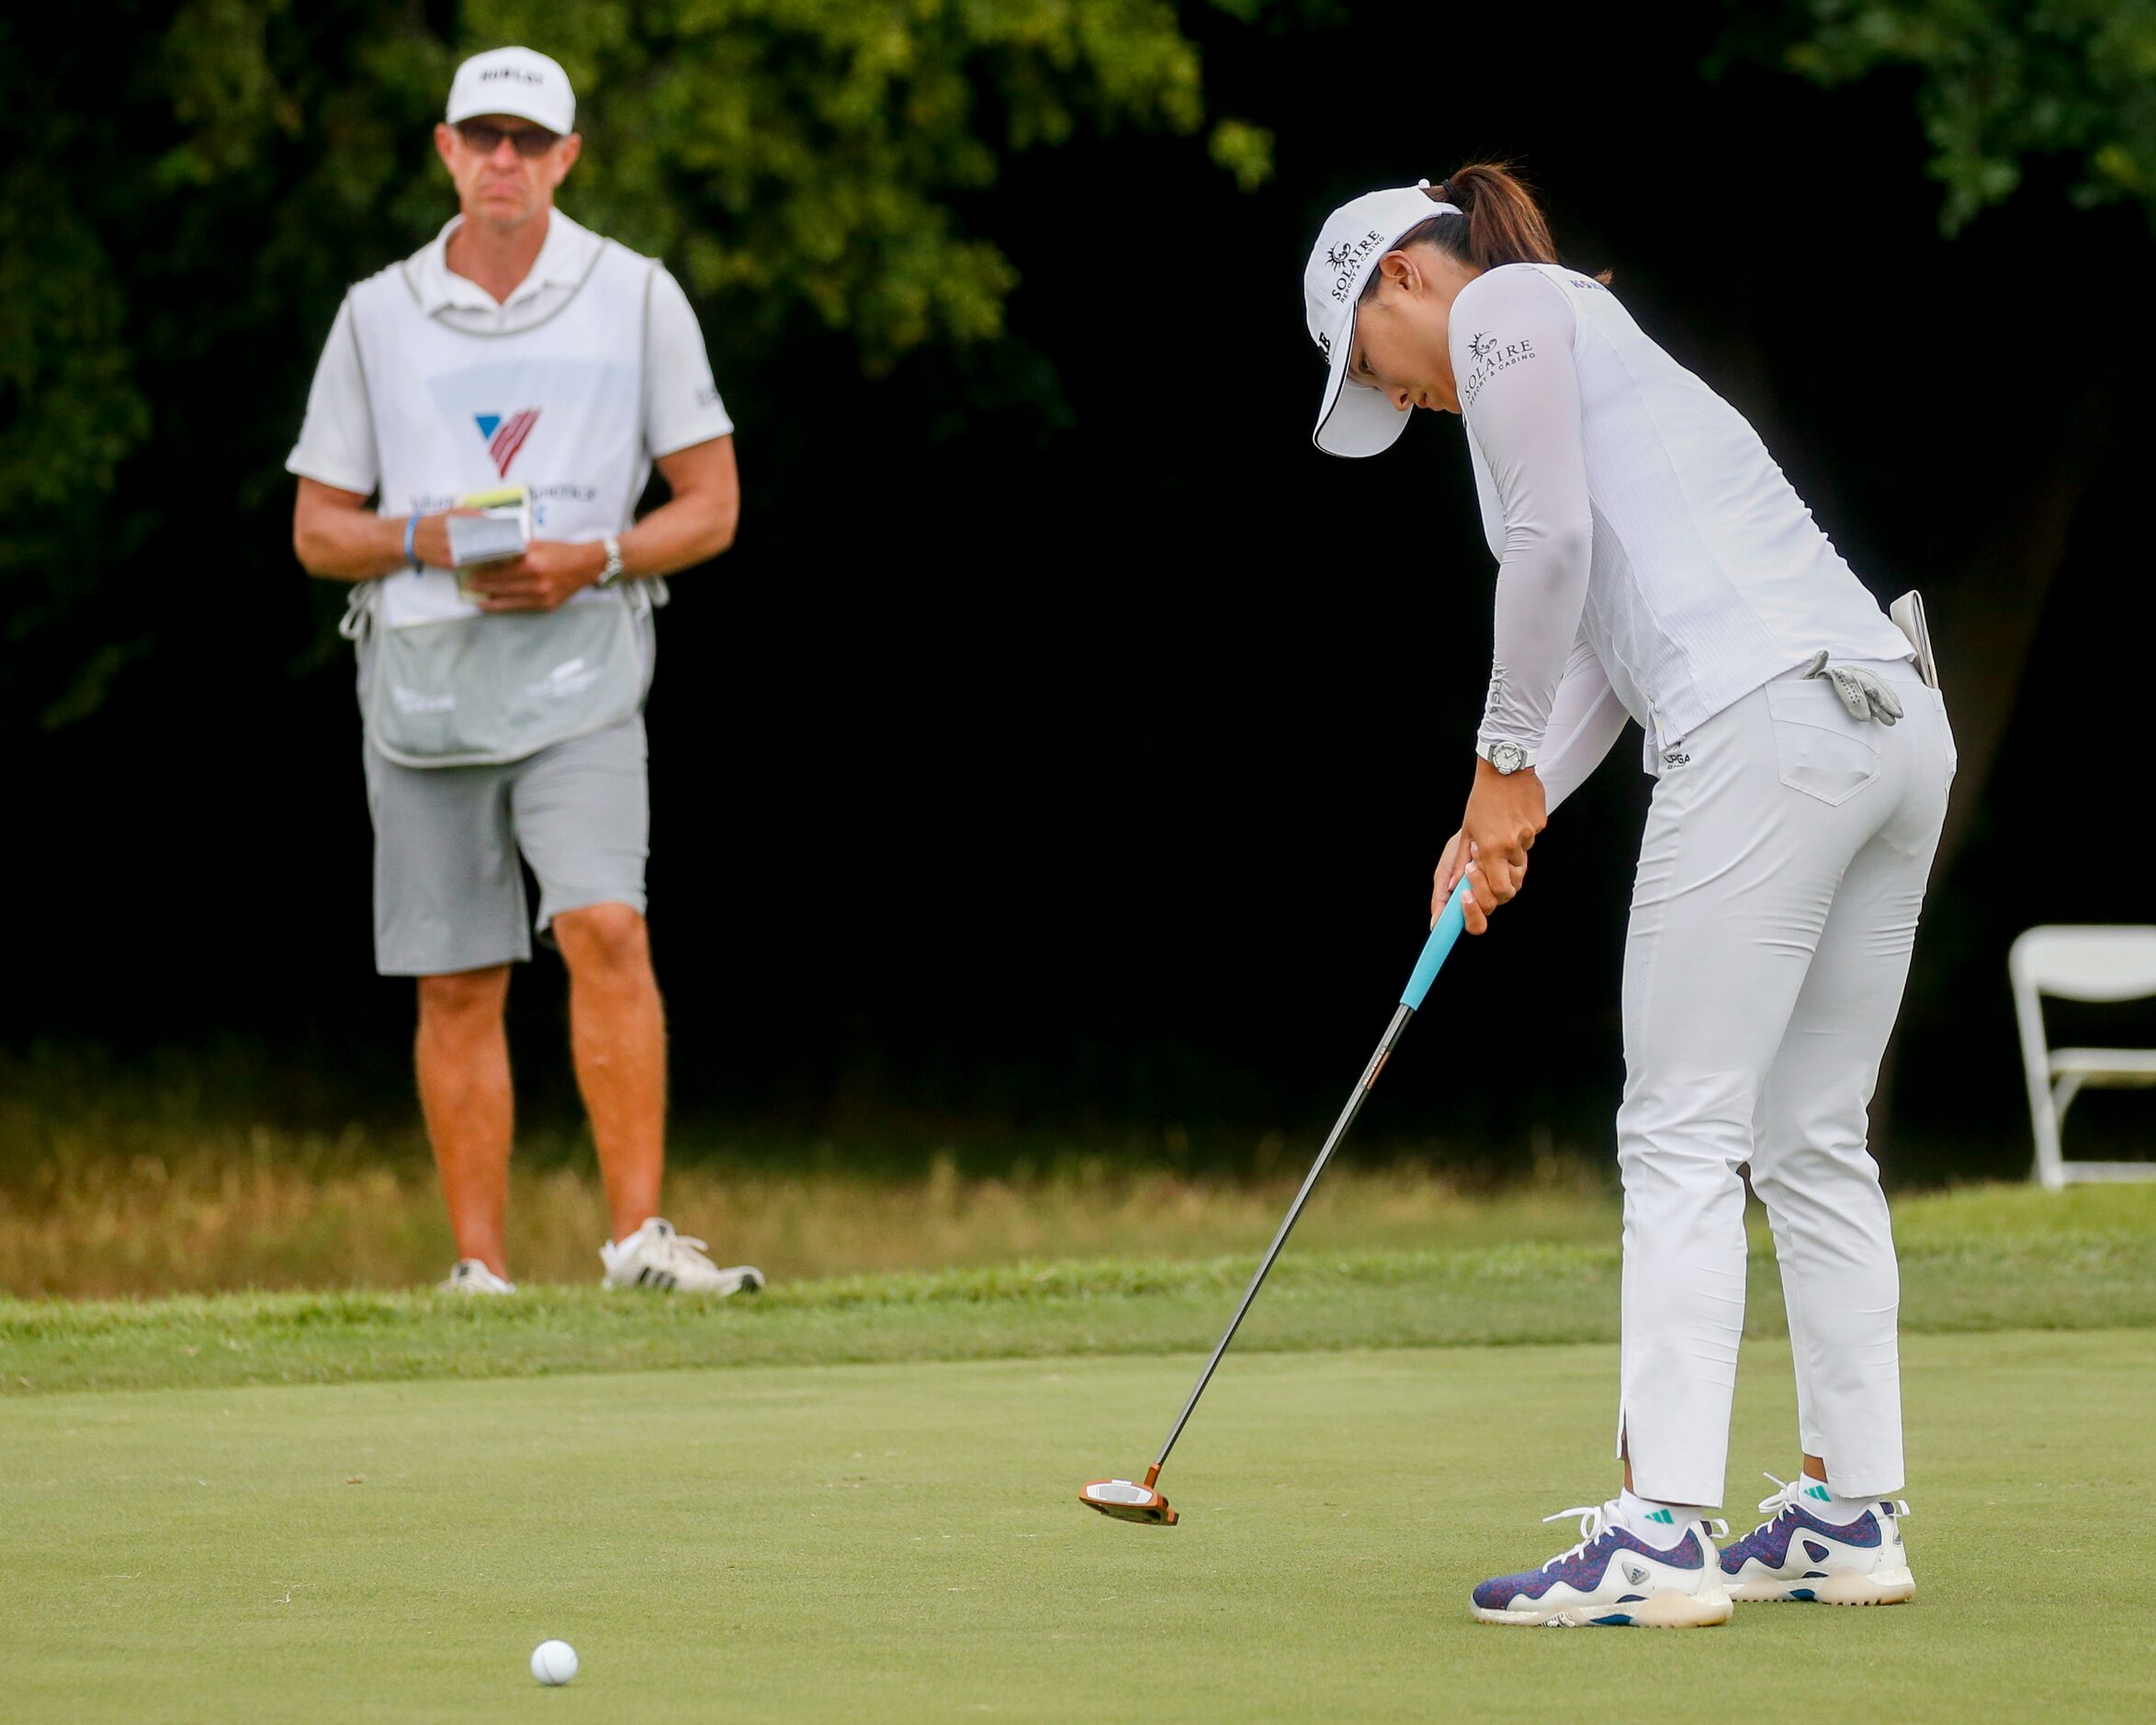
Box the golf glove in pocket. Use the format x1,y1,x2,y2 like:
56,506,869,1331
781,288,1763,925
1803,651,1903,726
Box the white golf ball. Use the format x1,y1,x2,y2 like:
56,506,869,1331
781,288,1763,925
531,1640,579,1686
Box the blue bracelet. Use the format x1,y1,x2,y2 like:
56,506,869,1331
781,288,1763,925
403,511,422,572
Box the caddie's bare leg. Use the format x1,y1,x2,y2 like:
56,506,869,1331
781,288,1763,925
415,964,515,1278
553,902,666,1241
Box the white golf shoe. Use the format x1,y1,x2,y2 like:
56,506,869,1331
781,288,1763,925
600,1217,765,1295
1471,1500,1733,1628
439,1258,516,1294
1718,1474,1915,1606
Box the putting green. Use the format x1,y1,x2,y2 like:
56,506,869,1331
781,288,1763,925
7,1330,2152,1720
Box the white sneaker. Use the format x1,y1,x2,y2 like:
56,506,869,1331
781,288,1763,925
1471,1501,1733,1628
600,1218,765,1295
439,1258,516,1294
1718,1474,1915,1606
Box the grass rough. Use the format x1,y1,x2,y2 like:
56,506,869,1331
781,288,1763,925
6,1182,2153,1395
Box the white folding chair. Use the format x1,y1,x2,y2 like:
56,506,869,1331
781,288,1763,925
2008,925,2156,1189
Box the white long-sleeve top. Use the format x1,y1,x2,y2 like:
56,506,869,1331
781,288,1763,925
1452,264,1912,807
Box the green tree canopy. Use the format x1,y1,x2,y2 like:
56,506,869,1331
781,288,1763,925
0,0,1275,729
1730,1,2156,230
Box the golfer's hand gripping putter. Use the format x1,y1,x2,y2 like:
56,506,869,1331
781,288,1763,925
1080,878,1473,1526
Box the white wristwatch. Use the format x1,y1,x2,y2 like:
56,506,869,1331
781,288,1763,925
1476,738,1537,775
596,536,626,588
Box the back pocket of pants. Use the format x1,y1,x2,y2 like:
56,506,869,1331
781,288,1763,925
1765,681,1882,806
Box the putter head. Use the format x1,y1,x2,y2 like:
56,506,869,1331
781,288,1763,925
1079,1477,1178,1526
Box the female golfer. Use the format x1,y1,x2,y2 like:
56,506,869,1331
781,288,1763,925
1303,166,1950,1627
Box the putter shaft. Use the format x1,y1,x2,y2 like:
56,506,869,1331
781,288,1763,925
1148,1000,1417,1474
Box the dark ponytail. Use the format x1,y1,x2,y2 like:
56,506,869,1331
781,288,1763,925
1360,162,1607,299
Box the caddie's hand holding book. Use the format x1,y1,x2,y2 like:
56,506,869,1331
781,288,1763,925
446,484,532,570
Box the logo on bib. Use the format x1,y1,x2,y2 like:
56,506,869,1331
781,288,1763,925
473,408,542,478
389,683,457,715
526,657,601,701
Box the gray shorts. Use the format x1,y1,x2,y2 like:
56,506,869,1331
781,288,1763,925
363,716,649,976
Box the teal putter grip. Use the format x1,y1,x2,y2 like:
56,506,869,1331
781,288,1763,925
1400,876,1473,1010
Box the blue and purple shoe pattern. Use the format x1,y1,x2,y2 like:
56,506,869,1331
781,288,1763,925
1719,1476,1914,1606
1471,1502,1731,1628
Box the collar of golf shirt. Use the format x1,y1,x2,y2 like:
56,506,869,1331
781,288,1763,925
409,208,604,336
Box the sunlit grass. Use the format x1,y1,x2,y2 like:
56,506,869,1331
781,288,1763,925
4,1065,2139,1293
4,1045,2147,1302
0,1131,1618,1298
0,1043,1626,1296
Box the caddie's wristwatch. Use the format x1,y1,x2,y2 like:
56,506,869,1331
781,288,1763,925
1476,738,1535,776
596,536,625,588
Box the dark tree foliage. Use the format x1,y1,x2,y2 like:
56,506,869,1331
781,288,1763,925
2,1,2149,1177
0,0,1274,734
1720,2,2156,877
1725,0,2156,231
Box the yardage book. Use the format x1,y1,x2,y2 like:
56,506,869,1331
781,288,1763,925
446,483,532,570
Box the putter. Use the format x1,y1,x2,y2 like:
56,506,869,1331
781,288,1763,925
1080,874,1475,1526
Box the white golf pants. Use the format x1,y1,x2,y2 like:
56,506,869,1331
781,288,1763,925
1616,660,1953,1506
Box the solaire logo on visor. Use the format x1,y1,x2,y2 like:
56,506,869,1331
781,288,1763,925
474,409,541,478
1325,230,1385,302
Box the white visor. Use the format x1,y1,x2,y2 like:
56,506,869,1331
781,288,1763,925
1303,186,1461,457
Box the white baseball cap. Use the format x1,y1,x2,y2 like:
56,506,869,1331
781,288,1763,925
1304,183,1460,457
446,47,576,137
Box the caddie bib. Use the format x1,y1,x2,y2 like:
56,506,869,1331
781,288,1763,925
343,231,660,767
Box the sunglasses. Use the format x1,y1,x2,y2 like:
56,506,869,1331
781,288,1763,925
455,119,560,158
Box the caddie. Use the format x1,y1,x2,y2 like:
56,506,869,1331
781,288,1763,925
288,46,762,1297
